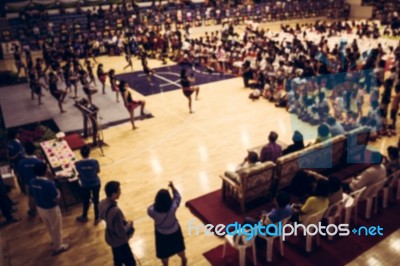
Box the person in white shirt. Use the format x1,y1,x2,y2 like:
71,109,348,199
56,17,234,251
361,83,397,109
348,152,386,191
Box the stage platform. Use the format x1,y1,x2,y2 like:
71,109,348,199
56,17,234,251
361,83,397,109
0,82,152,133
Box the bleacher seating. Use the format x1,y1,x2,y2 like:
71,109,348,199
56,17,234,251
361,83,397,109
3,1,347,50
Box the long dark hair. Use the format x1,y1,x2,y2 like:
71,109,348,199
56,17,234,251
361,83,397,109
154,189,172,213
313,180,330,197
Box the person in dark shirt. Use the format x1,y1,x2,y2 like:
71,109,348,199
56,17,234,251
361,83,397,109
17,142,43,216
0,179,21,227
7,129,25,193
282,131,305,156
99,181,136,266
30,162,70,255
75,145,101,224
7,129,24,170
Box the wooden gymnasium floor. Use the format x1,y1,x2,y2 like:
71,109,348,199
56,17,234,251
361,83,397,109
0,18,399,266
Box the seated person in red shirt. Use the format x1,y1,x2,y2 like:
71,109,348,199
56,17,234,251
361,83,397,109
260,131,282,163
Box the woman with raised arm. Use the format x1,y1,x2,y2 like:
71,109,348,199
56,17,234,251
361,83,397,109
147,182,187,266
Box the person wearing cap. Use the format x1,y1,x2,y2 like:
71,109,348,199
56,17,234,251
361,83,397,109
282,131,305,156
30,162,70,255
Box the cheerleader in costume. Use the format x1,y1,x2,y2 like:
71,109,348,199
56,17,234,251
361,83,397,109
80,70,98,105
109,69,120,102
140,53,154,85
31,76,48,106
119,80,146,130
48,72,67,113
180,69,199,113
85,60,96,86
96,64,107,94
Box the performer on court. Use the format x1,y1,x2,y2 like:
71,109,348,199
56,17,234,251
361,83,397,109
140,52,154,85
180,68,199,113
96,64,107,94
119,80,146,130
48,72,67,113
108,69,120,103
13,45,26,78
123,47,134,71
80,70,98,105
30,76,48,106
85,60,96,86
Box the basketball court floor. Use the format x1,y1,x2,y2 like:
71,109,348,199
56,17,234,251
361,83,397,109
0,19,399,266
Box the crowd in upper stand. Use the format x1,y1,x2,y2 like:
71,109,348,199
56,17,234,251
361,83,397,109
6,0,346,50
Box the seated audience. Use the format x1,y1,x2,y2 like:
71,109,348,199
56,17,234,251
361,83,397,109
290,170,316,200
384,146,400,175
244,191,292,225
326,117,345,137
315,124,331,144
328,176,343,205
346,152,386,191
236,151,261,172
260,131,282,163
282,131,305,155
292,179,330,222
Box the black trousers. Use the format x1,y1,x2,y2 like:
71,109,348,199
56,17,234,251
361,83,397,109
81,185,100,219
111,243,136,266
0,188,13,221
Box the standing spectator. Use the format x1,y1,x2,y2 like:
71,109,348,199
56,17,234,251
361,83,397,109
242,60,252,88
7,129,25,193
17,142,43,216
390,84,400,130
30,162,70,255
260,131,282,163
148,182,187,266
75,145,101,225
99,181,136,266
0,178,20,227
